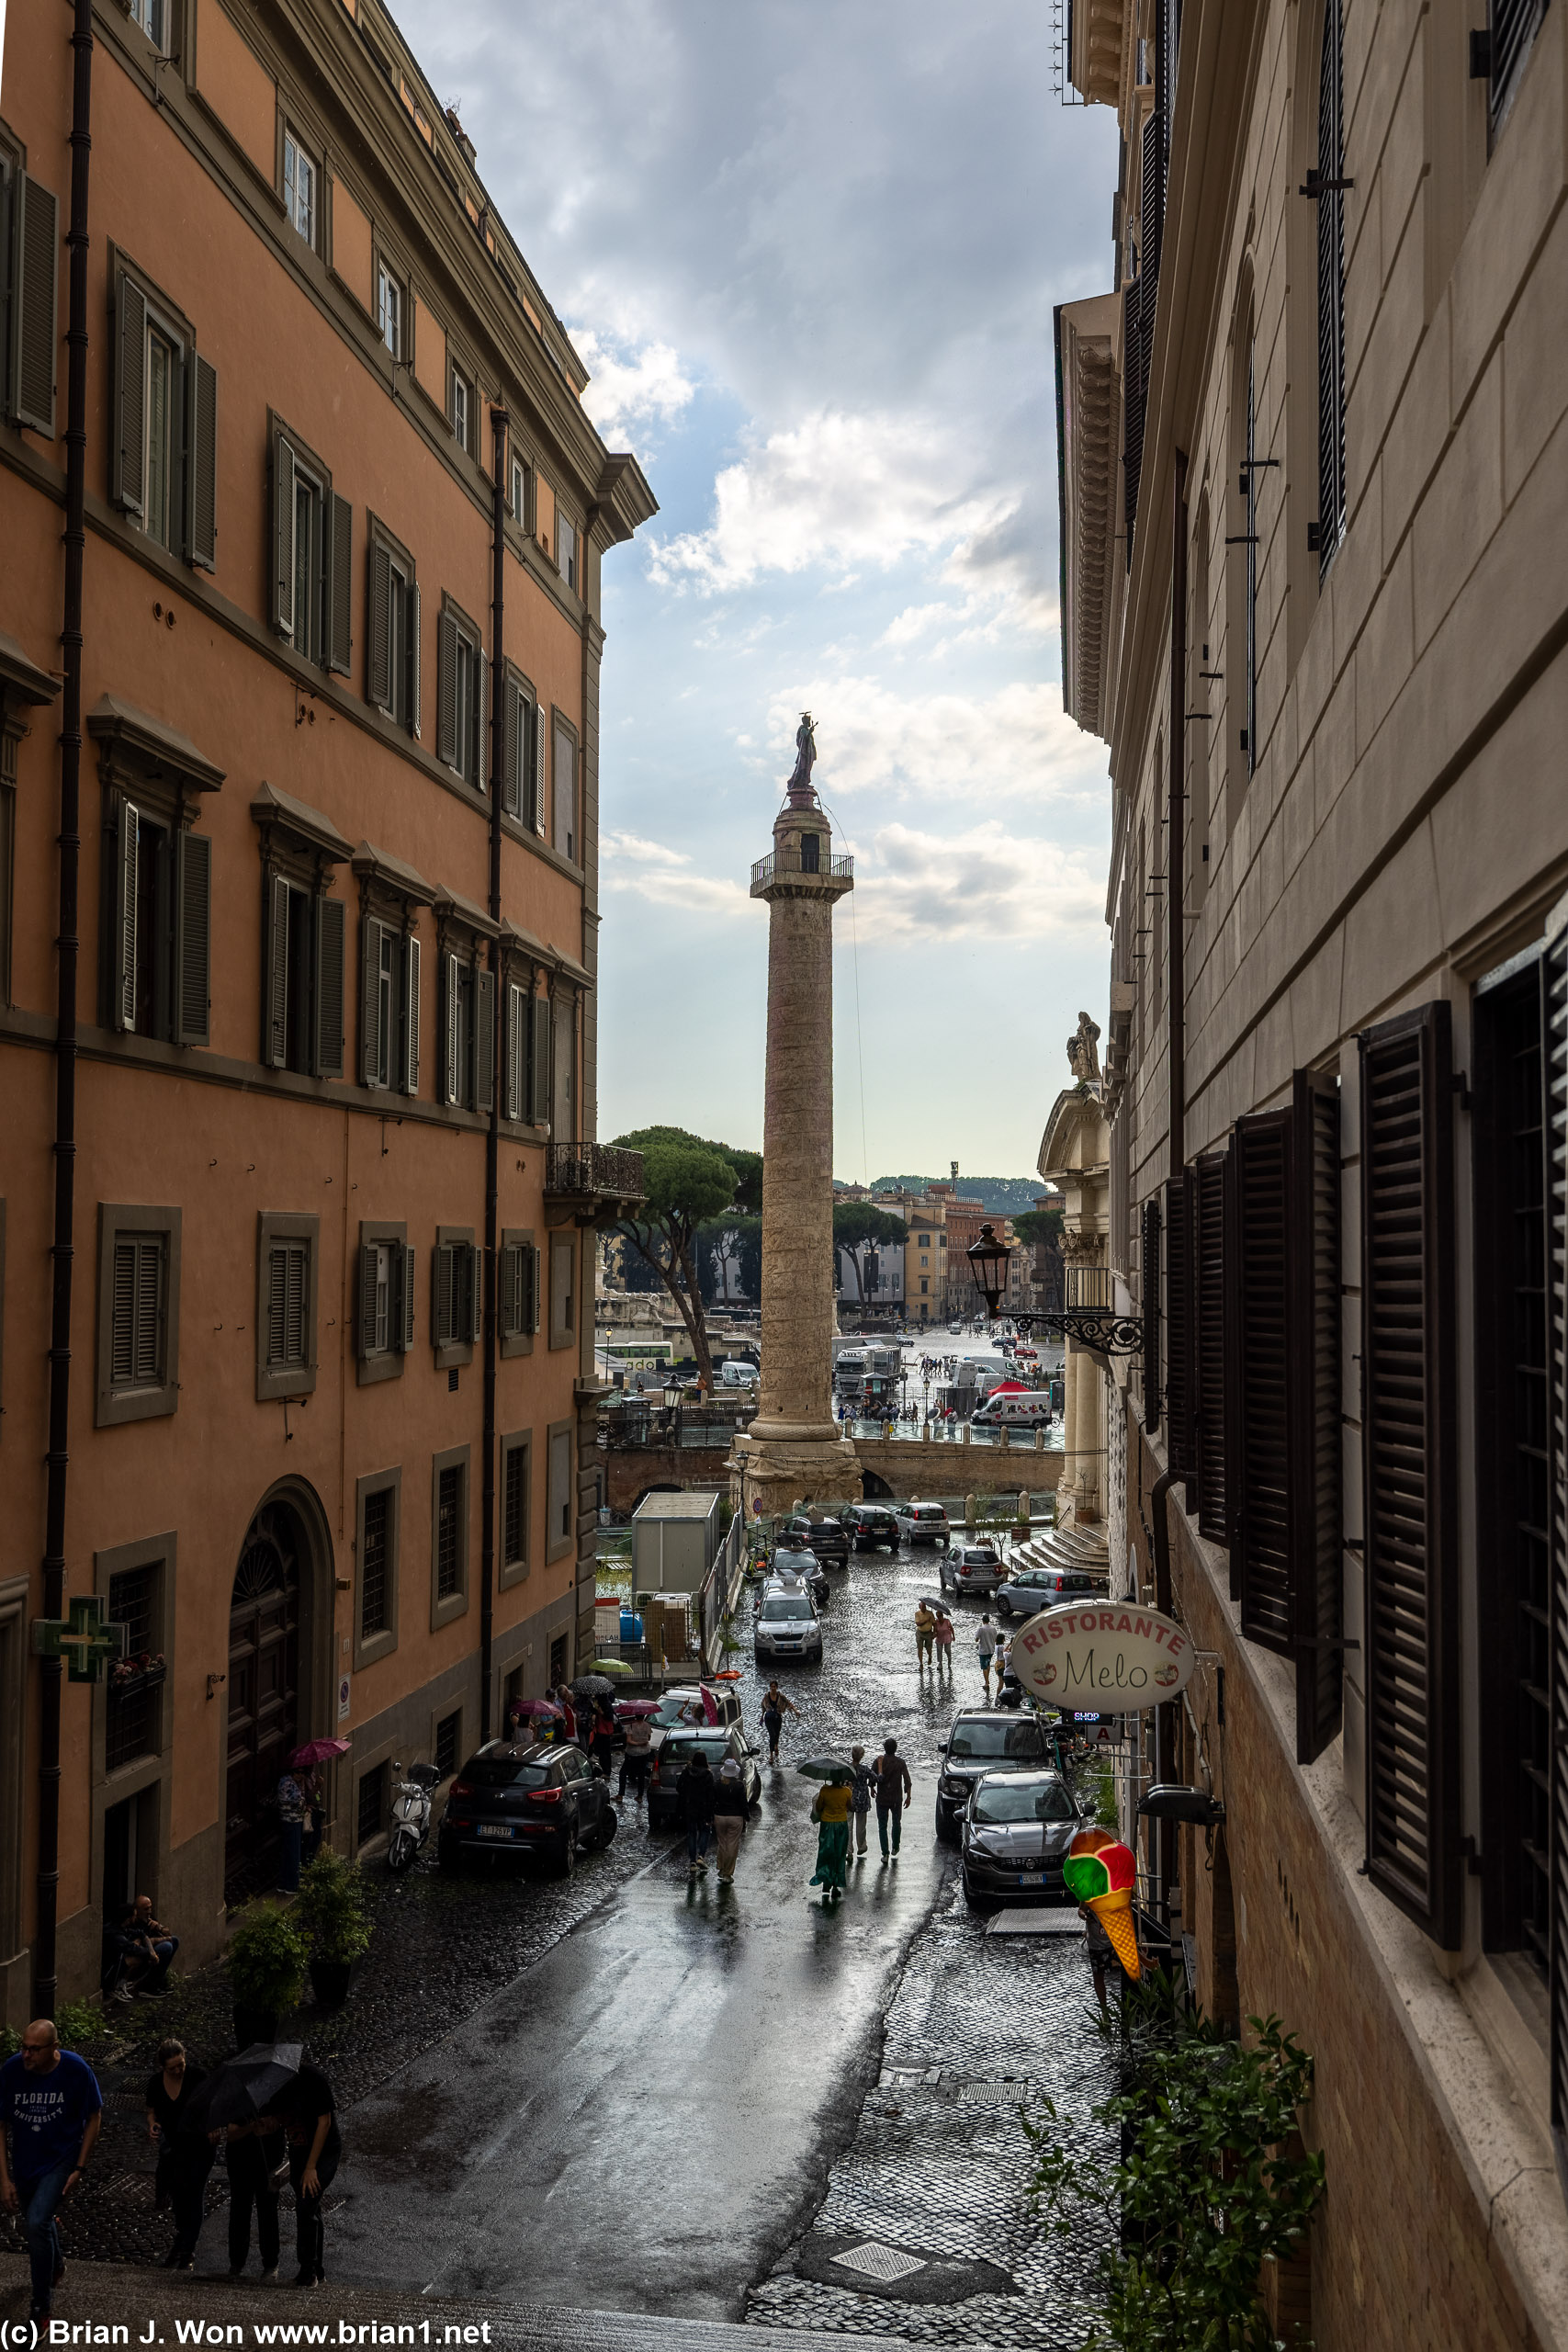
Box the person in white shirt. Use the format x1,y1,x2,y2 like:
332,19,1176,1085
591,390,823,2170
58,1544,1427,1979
976,1614,998,1696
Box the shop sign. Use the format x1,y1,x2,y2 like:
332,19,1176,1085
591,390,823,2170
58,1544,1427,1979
1013,1601,1194,1708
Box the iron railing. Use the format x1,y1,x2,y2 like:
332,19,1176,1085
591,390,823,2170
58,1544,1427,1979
544,1142,645,1199
750,848,854,889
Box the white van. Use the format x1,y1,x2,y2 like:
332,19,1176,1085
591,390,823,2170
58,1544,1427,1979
718,1359,760,1388
971,1387,1056,1431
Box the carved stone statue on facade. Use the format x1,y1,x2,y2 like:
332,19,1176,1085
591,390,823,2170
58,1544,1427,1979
1066,1010,1102,1083
784,711,818,801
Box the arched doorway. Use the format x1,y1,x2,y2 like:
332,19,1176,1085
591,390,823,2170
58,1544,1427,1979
224,1502,304,1905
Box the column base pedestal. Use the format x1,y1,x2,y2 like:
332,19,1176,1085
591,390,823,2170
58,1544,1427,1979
728,1430,861,1522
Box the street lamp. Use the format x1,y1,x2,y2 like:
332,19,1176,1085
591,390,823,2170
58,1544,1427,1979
966,1224,1010,1317
964,1222,1152,1369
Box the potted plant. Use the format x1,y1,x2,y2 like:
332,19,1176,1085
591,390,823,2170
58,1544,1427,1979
294,1848,373,2009
228,1901,310,2047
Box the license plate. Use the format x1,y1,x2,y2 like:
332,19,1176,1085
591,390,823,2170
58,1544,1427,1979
477,1824,513,1839
1017,1872,1044,1886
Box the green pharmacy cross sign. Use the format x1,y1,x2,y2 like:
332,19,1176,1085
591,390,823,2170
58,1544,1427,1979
32,1594,127,1684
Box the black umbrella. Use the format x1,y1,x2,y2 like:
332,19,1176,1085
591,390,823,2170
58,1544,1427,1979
570,1673,615,1698
181,2043,302,2135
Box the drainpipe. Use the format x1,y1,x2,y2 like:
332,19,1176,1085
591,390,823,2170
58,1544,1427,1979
36,0,95,2019
1147,1467,1178,1922
479,410,509,1743
1168,450,1188,1175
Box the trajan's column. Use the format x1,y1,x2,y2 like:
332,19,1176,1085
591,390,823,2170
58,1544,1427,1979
730,716,860,1521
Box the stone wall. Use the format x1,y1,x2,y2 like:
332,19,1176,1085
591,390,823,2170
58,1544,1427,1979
604,1437,1065,1514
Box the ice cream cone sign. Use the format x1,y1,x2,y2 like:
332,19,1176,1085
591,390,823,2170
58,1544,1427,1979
1063,1826,1142,1982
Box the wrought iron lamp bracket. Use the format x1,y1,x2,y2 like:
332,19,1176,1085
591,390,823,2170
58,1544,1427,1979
1004,1306,1149,1359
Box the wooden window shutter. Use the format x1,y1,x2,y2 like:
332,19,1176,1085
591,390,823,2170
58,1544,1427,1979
434,1240,455,1347
265,873,288,1069
1230,1109,1292,1650
284,1241,309,1366
467,1243,483,1344
1316,0,1348,572
1192,1149,1229,1545
533,704,547,835
110,1241,137,1384
360,914,385,1088
272,431,297,639
400,934,421,1096
187,354,218,571
313,894,345,1078
1290,1068,1344,1765
475,648,489,789
444,953,461,1105
502,682,523,817
265,1244,287,1368
1541,917,1568,2153
1164,1175,1190,1483
1122,277,1144,560
358,1242,380,1358
397,1241,417,1351
1359,1001,1461,1946
530,1244,542,1333
111,270,147,514
1488,0,1546,133
530,992,551,1126
475,967,495,1114
328,494,353,674
1141,1194,1161,1437
134,1239,164,1383
173,830,211,1047
506,982,525,1120
13,174,59,437
115,798,140,1033
436,609,459,768
407,579,422,737
367,541,392,712
500,1242,520,1340
1140,106,1164,290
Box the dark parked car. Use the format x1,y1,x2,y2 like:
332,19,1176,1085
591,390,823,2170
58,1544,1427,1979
438,1741,616,1877
647,1727,762,1831
768,1540,830,1601
934,1708,1054,1844
960,1769,1083,1908
994,1563,1098,1618
841,1503,901,1553
781,1513,851,1568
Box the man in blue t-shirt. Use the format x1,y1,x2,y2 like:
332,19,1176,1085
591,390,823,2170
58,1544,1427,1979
0,2018,103,2321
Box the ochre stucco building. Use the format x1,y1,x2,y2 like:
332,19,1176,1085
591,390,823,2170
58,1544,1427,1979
0,0,652,2017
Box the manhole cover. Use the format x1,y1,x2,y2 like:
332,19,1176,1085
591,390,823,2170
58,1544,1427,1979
830,2242,929,2283
957,2078,1032,2106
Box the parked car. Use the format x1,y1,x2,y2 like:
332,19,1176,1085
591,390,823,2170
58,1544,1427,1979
767,1542,830,1602
647,1727,763,1830
994,1563,1099,1618
934,1708,1054,1843
438,1741,616,1877
960,1769,1083,1908
755,1584,824,1667
940,1542,1006,1598
648,1683,745,1760
780,1512,851,1568
841,1502,901,1553
895,1500,952,1548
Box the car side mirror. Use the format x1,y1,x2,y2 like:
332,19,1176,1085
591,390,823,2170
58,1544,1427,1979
939,1740,950,1754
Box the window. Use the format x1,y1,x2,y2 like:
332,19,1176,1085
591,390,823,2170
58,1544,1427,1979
105,1566,158,1772
920,1277,929,1295
506,987,551,1125
356,1761,389,1848
557,510,577,592
356,1222,414,1378
1314,0,1348,574
433,1227,480,1368
550,1237,576,1351
96,1205,180,1426
269,416,350,673
111,266,216,569
499,672,538,824
283,130,317,248
2,159,58,439
1480,0,1548,136
436,601,486,787
551,988,576,1140
376,262,404,359
500,1431,531,1582
441,944,494,1112
434,1710,461,1781
360,916,421,1094
354,1468,400,1667
448,357,475,457
430,1446,469,1626
257,872,345,1078
366,524,421,735
552,718,577,860
128,0,170,50
255,1212,318,1401
799,831,819,874
547,1424,574,1564
499,1229,540,1357
107,801,213,1048
509,452,531,530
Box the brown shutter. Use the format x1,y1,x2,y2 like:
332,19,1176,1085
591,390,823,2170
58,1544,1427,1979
360,915,385,1088
406,579,422,737
474,967,495,1114
533,703,547,834
265,1245,287,1368
436,609,458,768
530,1244,542,1333
186,354,218,570
475,648,489,790
358,1242,379,1359
115,799,140,1033
1141,1194,1161,1438
314,894,345,1078
398,1241,417,1351
14,174,59,437
400,935,421,1096
434,1240,455,1348
1540,919,1568,2151
367,540,391,712
284,1242,309,1366
529,992,551,1126
110,1240,136,1384
1164,1174,1190,1484
1230,1109,1292,1648
467,1243,483,1344
272,430,297,639
502,679,522,817
500,1242,520,1340
265,873,288,1069
1291,1068,1344,1764
329,494,353,674
1359,1001,1461,1946
173,830,211,1047
1192,1149,1229,1544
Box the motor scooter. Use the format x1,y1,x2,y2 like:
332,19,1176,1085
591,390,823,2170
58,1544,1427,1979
388,1760,441,1871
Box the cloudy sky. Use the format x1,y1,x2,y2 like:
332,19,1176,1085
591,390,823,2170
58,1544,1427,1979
393,1,1119,1180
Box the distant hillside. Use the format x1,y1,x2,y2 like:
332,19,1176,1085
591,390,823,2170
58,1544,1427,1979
856,1175,1050,1216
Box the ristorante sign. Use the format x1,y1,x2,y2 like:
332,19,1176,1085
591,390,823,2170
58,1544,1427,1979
1012,1601,1195,1709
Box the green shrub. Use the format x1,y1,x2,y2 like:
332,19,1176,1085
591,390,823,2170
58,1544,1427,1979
292,1849,374,1967
228,1901,310,2015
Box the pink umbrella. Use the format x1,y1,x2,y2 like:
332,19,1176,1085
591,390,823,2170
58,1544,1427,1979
615,1700,660,1719
289,1738,350,1768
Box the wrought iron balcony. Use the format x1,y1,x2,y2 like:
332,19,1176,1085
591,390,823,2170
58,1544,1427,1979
750,847,854,895
544,1142,646,1211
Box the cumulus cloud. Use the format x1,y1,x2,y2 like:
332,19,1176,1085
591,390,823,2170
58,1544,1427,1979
602,830,749,919
760,677,1104,807
851,820,1107,944
571,330,695,445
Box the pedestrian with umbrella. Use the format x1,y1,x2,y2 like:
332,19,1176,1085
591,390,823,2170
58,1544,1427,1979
797,1758,852,1900
143,2038,213,2271
590,1697,616,1779
288,1740,347,1868
176,2043,301,2287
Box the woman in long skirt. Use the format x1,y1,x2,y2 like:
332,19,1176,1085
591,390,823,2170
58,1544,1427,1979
809,1777,852,1899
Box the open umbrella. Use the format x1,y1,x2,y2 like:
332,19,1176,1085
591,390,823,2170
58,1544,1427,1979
288,1738,350,1769
509,1699,564,1721
615,1699,660,1719
588,1657,636,1677
181,2043,302,2135
795,1754,854,1783
570,1673,615,1698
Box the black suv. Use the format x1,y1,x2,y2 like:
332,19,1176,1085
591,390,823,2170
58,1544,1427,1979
933,1709,1054,1844
438,1741,616,1877
647,1728,762,1830
780,1513,850,1568
841,1503,900,1553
